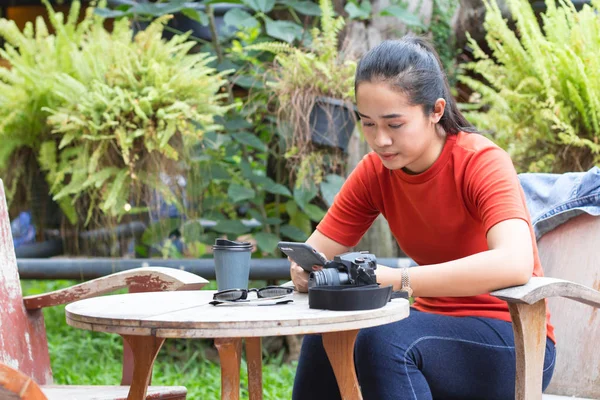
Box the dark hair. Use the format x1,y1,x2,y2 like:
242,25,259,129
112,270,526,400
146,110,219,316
355,36,475,135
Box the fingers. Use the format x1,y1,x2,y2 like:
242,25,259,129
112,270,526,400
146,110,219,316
290,262,310,293
312,252,326,271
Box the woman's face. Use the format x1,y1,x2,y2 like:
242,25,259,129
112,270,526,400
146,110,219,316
356,81,446,173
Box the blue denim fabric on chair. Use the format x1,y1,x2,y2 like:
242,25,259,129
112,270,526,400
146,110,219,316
518,166,600,240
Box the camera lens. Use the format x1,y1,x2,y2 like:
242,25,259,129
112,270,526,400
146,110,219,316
308,268,349,287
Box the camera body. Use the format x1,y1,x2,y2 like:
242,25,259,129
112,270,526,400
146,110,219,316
308,251,378,288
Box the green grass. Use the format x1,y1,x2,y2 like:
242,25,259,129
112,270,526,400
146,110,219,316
21,280,297,399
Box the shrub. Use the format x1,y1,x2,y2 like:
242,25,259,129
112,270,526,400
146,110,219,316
246,0,357,156
0,1,230,228
459,0,600,172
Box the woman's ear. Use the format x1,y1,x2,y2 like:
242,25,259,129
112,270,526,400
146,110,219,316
431,98,446,124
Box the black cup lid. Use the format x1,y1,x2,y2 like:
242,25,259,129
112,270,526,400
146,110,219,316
212,239,253,250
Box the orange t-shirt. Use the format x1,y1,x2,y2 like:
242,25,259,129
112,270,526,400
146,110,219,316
317,131,555,342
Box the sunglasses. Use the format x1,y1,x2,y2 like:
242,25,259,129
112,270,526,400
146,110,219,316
212,286,294,302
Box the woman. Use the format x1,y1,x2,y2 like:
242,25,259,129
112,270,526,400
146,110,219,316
290,36,556,400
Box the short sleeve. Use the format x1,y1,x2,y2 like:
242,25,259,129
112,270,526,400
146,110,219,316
316,156,381,247
464,147,530,234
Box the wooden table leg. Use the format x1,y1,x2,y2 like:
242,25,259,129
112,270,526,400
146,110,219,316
215,337,243,400
121,338,134,385
322,329,362,400
245,337,263,400
121,335,165,400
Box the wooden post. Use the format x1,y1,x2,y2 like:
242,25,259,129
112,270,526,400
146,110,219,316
0,180,53,385
508,301,547,400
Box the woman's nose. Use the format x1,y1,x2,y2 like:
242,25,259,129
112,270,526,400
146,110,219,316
374,129,392,147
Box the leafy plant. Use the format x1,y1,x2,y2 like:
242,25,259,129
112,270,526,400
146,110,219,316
430,0,459,85
1,1,230,232
97,0,322,43
140,104,328,256
459,0,600,172
91,0,344,256
0,1,89,214
344,0,426,30
133,39,330,258
135,52,347,258
250,0,355,97
245,0,356,167
81,1,338,257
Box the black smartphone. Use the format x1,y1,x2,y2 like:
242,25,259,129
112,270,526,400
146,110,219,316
278,241,328,272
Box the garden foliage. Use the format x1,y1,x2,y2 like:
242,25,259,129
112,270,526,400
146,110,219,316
460,0,600,172
0,1,229,227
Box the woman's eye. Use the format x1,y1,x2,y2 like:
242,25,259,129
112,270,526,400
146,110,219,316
389,124,403,129
361,121,375,127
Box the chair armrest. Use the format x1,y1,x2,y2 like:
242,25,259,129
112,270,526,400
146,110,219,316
491,276,600,308
23,267,208,310
0,362,47,399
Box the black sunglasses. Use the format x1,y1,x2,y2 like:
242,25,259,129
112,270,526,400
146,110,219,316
212,286,294,302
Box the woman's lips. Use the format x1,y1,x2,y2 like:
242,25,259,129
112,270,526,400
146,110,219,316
378,152,398,161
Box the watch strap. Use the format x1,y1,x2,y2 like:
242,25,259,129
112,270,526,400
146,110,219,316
400,267,413,297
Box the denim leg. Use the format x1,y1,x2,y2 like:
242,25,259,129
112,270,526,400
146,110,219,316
354,309,556,400
292,334,342,400
293,310,556,400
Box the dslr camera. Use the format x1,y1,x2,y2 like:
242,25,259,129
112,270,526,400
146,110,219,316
308,251,378,288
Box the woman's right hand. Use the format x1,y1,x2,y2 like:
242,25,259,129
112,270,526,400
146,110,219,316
290,260,324,293
290,261,310,293
288,231,350,293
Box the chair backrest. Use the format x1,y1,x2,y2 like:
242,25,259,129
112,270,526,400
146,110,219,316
538,213,600,398
0,179,52,384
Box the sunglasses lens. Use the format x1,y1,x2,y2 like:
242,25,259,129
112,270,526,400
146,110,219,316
214,290,245,301
258,287,293,298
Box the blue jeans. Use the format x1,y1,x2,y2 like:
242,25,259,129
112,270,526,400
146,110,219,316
293,309,556,400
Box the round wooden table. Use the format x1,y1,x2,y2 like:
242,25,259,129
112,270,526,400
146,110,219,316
65,290,409,400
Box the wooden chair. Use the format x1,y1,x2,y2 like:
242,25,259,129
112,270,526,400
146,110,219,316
0,361,190,400
0,178,209,400
491,213,600,400
0,362,47,400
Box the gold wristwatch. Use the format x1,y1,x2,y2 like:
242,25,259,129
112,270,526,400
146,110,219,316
400,267,413,297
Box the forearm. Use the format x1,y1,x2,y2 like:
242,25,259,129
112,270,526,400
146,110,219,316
306,230,351,260
376,248,533,297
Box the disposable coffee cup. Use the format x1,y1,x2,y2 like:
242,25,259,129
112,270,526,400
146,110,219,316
212,239,253,291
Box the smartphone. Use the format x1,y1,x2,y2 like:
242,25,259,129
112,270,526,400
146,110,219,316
278,241,328,272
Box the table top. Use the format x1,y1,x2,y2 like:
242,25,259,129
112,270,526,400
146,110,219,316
65,290,410,338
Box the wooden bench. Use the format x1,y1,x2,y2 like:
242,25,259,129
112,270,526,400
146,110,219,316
0,179,209,399
491,213,600,400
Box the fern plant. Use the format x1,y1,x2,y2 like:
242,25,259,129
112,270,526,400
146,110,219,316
459,0,600,172
0,0,230,231
244,0,356,184
0,1,89,213
249,0,356,103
